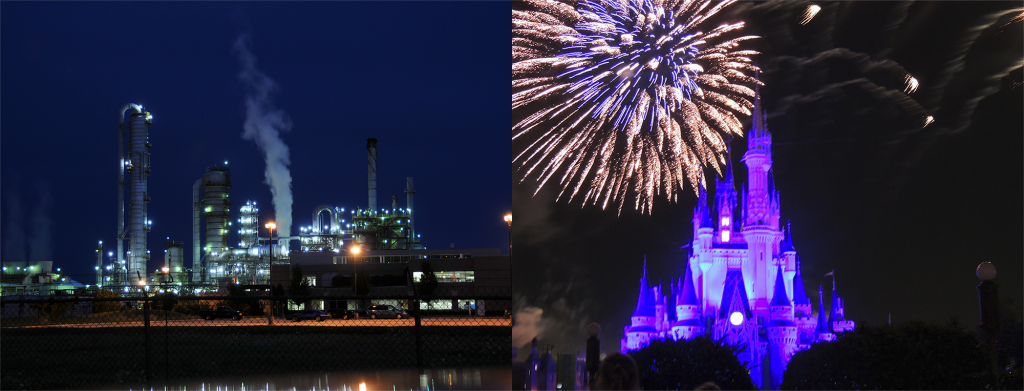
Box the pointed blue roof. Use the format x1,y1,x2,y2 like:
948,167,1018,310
632,260,656,318
792,258,811,305
698,189,713,228
770,265,791,307
680,264,700,306
719,269,752,319
815,286,830,334
781,221,796,252
829,278,843,324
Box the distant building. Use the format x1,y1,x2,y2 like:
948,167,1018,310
621,96,854,390
270,247,510,312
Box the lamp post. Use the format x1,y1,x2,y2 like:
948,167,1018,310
265,222,276,281
351,246,361,295
161,266,170,293
977,262,1000,390
504,213,512,281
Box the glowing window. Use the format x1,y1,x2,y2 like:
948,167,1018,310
304,276,316,286
412,271,475,283
721,231,730,242
722,217,730,227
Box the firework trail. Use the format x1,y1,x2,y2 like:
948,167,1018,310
513,0,762,214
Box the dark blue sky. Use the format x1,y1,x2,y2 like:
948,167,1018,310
2,2,511,281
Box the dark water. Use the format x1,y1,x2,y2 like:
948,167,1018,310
106,366,511,390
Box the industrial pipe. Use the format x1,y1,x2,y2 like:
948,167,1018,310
367,138,377,212
192,178,202,283
117,104,142,278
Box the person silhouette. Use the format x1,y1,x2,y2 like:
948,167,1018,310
593,353,640,390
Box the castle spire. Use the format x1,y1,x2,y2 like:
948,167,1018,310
815,285,830,334
632,258,656,318
791,257,810,305
770,265,791,307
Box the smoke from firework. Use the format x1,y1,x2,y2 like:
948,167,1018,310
233,34,294,239
513,0,762,215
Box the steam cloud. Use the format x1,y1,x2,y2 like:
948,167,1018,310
3,191,27,263
29,182,52,264
233,34,294,240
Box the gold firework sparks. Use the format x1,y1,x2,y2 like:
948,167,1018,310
800,4,821,25
512,0,761,214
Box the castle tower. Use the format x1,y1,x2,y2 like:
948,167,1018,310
767,266,798,390
623,260,660,351
742,92,777,321
814,286,837,343
672,263,705,340
715,149,738,244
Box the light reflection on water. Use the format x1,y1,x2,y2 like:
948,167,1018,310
114,366,510,391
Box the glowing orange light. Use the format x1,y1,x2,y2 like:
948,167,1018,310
504,214,512,224
265,222,276,230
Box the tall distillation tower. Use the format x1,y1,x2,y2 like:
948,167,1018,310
192,163,232,283
117,104,153,285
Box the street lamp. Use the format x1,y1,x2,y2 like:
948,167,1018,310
977,262,1000,389
265,222,276,282
504,213,512,288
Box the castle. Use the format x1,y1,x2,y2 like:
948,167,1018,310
620,96,854,389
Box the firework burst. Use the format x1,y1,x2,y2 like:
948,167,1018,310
513,0,761,214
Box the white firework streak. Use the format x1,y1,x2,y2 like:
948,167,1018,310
513,0,761,214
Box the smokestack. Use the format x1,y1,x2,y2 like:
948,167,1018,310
367,138,378,212
405,177,416,242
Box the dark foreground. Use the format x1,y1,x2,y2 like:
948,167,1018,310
1,326,510,390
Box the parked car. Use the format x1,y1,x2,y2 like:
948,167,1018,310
328,308,363,320
288,309,330,322
365,304,409,319
199,306,243,321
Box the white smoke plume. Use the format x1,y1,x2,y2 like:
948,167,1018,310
29,182,52,264
233,34,294,240
3,190,27,263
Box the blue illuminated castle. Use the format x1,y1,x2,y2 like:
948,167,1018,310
620,96,854,389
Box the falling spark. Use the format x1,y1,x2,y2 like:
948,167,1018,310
999,10,1023,29
903,74,919,94
513,0,761,214
923,116,935,127
800,4,821,25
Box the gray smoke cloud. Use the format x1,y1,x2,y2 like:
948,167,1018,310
233,34,294,240
29,181,52,264
3,190,27,264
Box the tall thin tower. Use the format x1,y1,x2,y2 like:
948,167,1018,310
118,104,153,284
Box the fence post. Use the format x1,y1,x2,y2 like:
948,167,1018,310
144,296,151,388
414,298,423,369
268,298,274,326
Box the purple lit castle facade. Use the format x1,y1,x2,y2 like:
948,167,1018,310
620,97,854,390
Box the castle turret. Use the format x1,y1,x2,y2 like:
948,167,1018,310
767,266,798,390
828,274,855,333
715,147,738,243
623,260,660,352
814,286,836,343
672,263,705,340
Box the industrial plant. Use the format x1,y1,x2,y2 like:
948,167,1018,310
0,104,508,300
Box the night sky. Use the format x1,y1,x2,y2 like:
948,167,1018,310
1,3,511,283
512,1,1023,355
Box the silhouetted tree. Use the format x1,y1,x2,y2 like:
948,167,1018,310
632,337,754,390
417,262,439,296
782,321,990,390
355,267,371,296
288,265,311,309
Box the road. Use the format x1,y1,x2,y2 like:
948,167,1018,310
5,316,511,329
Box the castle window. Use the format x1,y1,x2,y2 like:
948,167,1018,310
722,217,730,227
721,230,730,242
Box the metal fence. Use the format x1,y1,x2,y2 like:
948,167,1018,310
0,289,511,390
